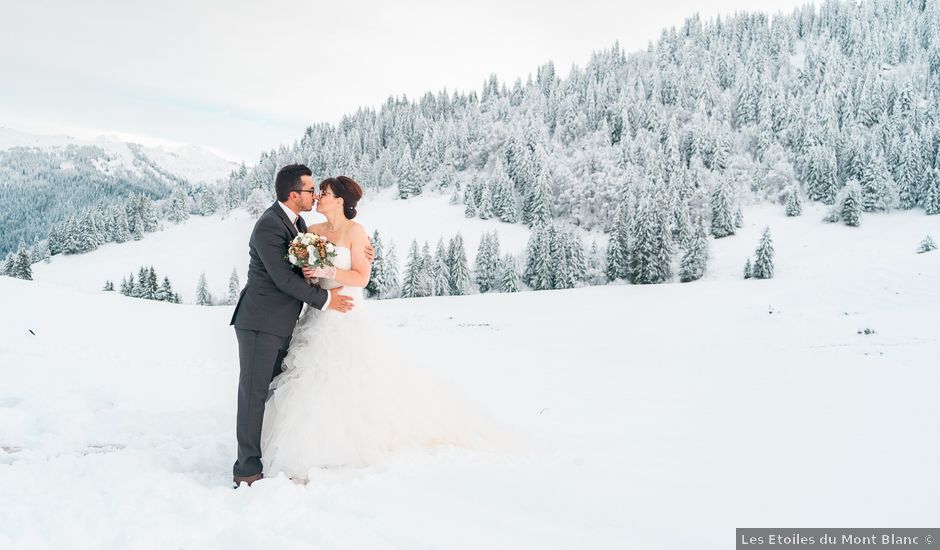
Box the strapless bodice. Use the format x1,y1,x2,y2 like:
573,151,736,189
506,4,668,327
316,246,362,299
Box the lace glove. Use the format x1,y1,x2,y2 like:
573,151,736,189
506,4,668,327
303,265,337,280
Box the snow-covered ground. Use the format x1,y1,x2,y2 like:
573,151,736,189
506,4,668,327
3,205,939,549
32,188,533,302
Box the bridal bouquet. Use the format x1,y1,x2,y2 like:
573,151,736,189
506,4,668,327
286,233,337,269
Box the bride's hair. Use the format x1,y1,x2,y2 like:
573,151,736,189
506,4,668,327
319,176,363,219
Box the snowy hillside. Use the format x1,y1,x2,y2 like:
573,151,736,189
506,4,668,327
30,189,940,303
0,127,237,184
31,188,535,302
223,0,940,242
2,214,938,548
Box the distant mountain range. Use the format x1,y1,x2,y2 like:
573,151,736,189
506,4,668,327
0,128,238,256
0,127,237,184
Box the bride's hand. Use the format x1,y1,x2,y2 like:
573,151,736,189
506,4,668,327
303,265,336,279
364,238,375,263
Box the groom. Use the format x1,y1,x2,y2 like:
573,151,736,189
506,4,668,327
230,164,368,487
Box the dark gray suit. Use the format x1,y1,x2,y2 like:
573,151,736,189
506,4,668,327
230,202,328,477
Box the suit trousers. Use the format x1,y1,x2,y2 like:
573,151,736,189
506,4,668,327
233,328,291,477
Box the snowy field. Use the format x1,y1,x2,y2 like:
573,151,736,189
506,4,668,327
3,206,939,549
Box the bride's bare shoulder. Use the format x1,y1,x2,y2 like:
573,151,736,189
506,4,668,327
347,221,368,240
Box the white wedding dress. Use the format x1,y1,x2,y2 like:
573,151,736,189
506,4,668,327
261,246,504,480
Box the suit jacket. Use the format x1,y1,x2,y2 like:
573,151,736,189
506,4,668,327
230,202,329,338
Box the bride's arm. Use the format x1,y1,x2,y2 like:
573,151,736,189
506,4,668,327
330,226,372,287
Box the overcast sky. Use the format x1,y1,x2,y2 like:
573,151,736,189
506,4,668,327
0,0,813,162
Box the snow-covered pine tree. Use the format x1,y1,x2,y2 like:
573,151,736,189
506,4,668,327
499,254,520,292
246,188,270,217
195,272,213,305
60,219,79,255
523,224,554,290
463,178,478,218
120,273,134,296
167,277,181,303
168,190,189,223
554,225,585,289
154,276,170,302
138,195,159,232
474,231,500,292
710,177,737,238
415,131,439,178
143,267,159,300
476,179,494,220
550,225,575,290
67,212,102,254
110,207,131,243
397,150,422,199
805,145,839,205
672,199,693,248
365,230,386,298
197,187,219,216
130,210,144,241
713,133,731,171
751,227,775,279
490,158,517,222
132,266,148,298
419,242,434,297
924,168,940,215
605,203,630,281
916,234,937,254
523,171,552,227
744,258,753,279
784,187,803,216
629,196,673,284
383,242,401,298
226,268,240,305
401,240,425,299
103,280,114,291
679,221,709,283
585,241,606,285
895,142,921,209
3,252,14,277
124,197,140,237
859,153,897,212
98,208,118,244
223,180,242,211
446,233,471,296
840,180,863,227
431,239,451,296
11,247,32,280
29,240,50,264
47,225,65,256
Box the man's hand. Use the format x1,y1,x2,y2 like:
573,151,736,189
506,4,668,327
327,287,354,313
364,238,375,263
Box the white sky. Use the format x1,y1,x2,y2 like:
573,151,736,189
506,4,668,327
0,0,813,162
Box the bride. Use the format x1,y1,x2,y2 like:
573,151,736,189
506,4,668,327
261,176,504,481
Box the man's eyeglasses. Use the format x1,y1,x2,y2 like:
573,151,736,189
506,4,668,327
293,189,317,195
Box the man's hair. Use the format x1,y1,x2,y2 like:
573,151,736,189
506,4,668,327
275,164,313,201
